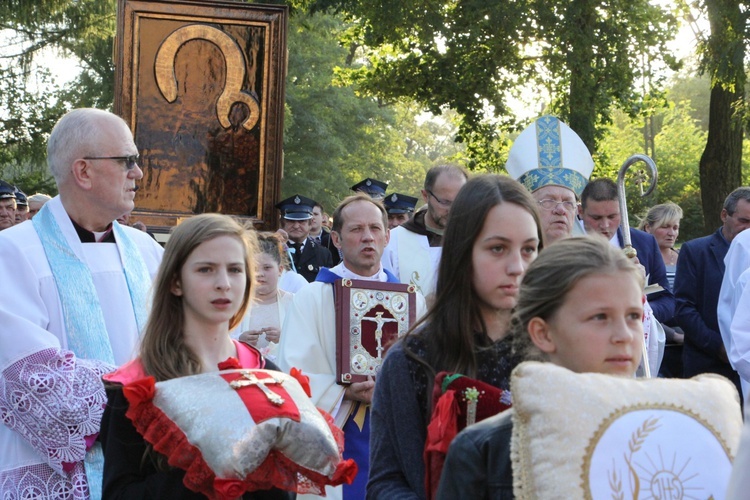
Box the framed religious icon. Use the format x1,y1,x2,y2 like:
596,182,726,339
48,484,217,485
334,279,418,385
114,0,288,232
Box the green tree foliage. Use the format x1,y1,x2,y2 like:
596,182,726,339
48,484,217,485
536,0,678,151
598,103,713,243
667,73,711,130
282,12,464,211
695,0,746,233
0,67,61,194
0,0,116,105
0,0,116,190
313,0,677,161
650,104,707,240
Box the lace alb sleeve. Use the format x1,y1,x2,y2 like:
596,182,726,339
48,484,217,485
0,348,115,475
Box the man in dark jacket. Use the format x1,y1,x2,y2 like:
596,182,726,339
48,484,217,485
579,178,674,324
677,187,750,395
276,194,333,282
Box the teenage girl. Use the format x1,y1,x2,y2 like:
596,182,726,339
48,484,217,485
437,236,645,498
368,174,543,498
100,214,289,499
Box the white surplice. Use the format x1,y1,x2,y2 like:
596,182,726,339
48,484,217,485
718,228,750,399
381,225,441,300
0,196,163,498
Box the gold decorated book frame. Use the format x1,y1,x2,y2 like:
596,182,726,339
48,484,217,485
335,279,417,384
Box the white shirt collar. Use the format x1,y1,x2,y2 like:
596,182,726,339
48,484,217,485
330,262,388,282
578,218,621,248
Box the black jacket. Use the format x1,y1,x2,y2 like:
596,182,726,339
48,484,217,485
437,410,514,499
291,237,333,282
318,230,341,266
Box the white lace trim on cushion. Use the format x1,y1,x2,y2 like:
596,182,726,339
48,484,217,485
0,348,114,475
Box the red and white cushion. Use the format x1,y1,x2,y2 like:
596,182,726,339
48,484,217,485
122,368,357,499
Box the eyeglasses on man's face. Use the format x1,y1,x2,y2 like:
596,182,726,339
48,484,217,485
83,154,140,171
426,189,453,208
537,199,577,212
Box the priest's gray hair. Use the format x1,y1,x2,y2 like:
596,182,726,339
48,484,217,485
47,108,130,184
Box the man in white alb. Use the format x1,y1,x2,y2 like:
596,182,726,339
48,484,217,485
0,108,163,499
278,193,425,499
381,164,467,302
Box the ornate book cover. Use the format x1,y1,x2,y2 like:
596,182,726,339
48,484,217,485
335,279,417,384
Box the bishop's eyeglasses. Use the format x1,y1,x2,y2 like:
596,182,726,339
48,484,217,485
537,199,577,213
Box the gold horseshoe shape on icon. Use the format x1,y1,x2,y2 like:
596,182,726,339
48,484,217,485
154,24,260,131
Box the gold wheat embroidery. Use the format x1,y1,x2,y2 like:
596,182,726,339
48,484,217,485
620,417,661,499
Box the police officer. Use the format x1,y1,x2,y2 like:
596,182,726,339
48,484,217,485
383,192,418,229
0,181,16,230
276,194,333,282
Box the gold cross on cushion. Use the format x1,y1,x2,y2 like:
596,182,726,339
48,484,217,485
229,370,285,406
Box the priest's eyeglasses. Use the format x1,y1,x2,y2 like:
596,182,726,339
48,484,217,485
537,199,576,212
83,154,140,171
426,189,453,208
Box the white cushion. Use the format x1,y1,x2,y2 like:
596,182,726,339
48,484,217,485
510,362,743,499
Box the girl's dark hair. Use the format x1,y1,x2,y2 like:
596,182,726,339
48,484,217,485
406,174,544,377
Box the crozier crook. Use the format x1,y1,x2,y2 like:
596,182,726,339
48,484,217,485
154,24,261,131
616,154,657,259
616,154,657,379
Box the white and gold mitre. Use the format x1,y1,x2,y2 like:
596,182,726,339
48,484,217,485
505,115,594,197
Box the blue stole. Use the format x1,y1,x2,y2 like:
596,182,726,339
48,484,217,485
315,266,400,285
315,266,398,498
32,203,152,500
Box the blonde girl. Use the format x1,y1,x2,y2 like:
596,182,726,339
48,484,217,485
235,232,294,360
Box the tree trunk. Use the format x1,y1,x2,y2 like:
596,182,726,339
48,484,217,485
565,0,597,153
699,0,745,234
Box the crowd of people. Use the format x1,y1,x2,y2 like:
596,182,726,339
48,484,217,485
1,108,749,499
0,180,51,229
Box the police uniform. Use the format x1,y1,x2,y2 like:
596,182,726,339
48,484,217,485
276,195,333,282
0,180,16,200
0,180,17,230
383,192,418,228
13,187,28,223
351,178,388,200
